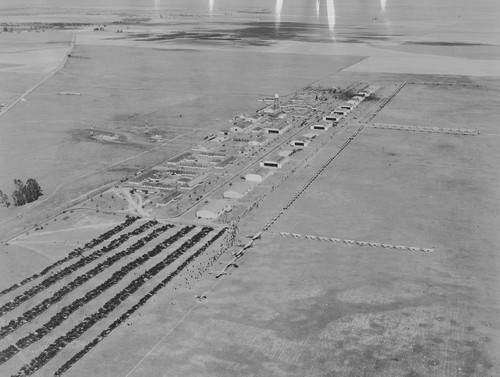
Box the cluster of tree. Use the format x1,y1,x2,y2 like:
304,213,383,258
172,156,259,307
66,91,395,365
0,179,42,208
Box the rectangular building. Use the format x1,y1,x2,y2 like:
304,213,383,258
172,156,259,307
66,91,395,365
196,199,232,220
263,122,291,135
323,115,340,122
259,155,289,169
290,136,310,148
248,136,269,147
245,167,272,183
214,156,237,169
311,124,331,131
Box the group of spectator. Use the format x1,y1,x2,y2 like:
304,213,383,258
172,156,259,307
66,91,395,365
0,220,158,319
0,222,175,346
54,227,227,377
14,226,216,377
0,216,139,298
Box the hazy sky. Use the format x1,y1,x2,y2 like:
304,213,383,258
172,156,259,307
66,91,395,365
2,0,499,42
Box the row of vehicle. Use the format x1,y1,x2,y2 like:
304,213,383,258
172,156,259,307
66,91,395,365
54,227,227,377
0,220,157,319
0,223,175,342
0,216,139,297
14,226,215,377
3,225,192,367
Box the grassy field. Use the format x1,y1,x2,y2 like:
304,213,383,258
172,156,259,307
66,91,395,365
0,15,499,377
93,79,499,377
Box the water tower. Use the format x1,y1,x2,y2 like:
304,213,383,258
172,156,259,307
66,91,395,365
273,93,280,112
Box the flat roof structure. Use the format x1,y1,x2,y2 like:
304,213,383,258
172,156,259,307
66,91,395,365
214,156,237,169
166,152,193,165
196,199,232,220
156,191,182,206
230,120,253,133
223,181,254,199
179,174,209,190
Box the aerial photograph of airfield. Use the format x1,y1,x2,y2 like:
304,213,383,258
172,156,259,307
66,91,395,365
0,0,499,376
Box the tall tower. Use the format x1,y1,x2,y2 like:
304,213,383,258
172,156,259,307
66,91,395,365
89,122,94,136
144,120,149,134
273,93,280,112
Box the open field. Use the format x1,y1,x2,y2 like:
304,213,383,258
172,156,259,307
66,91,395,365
100,79,498,377
0,211,229,376
0,1,499,375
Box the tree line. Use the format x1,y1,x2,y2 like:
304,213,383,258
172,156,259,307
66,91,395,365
0,179,43,207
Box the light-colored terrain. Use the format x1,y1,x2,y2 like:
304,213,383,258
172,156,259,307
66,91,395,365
0,3,499,376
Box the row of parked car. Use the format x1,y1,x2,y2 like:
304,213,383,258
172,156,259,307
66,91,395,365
13,226,216,377
54,227,227,377
0,216,139,298
0,220,158,319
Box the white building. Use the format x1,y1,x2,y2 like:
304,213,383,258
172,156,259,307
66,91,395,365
290,136,310,148
259,155,289,169
230,120,253,133
263,122,291,135
223,181,254,199
340,103,355,111
323,115,340,122
196,199,232,220
333,109,348,116
311,124,331,131
245,167,272,183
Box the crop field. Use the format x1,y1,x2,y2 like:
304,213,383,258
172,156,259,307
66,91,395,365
0,213,228,376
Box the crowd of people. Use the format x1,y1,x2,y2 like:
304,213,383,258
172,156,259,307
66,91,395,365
0,220,158,318
54,227,227,377
0,216,139,298
0,223,175,342
0,223,192,366
13,226,215,377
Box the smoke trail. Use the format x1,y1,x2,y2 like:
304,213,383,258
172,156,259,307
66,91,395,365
381,0,387,13
326,0,335,37
316,0,320,19
275,0,283,27
209,0,214,15
154,0,160,15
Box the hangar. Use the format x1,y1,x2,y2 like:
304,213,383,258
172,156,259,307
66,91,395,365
196,199,232,220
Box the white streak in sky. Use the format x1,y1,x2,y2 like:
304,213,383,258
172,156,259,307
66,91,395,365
316,0,320,19
326,0,336,38
209,0,214,15
275,0,283,27
381,0,387,13
154,0,160,15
